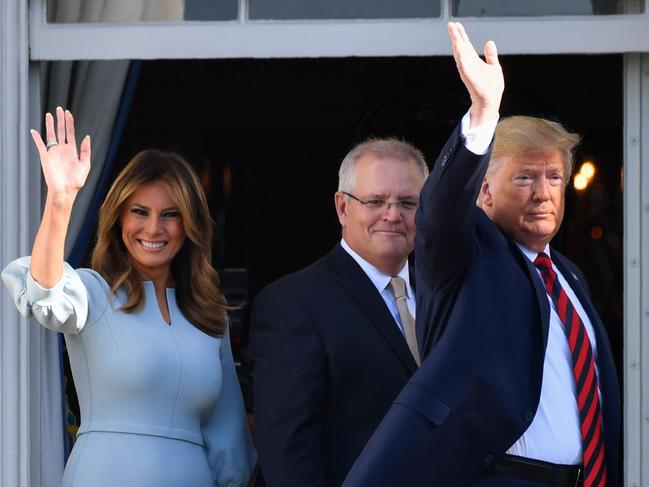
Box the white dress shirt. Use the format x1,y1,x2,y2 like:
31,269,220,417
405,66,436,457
460,110,499,155
340,238,415,334
506,244,601,464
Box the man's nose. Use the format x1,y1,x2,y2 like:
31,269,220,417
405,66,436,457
382,202,403,221
533,177,551,201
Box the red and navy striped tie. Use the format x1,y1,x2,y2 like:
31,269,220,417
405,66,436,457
534,252,607,487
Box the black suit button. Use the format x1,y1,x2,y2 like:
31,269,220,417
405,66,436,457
524,411,535,422
484,454,494,464
441,155,449,166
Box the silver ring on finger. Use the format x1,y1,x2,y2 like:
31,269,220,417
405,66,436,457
46,140,58,150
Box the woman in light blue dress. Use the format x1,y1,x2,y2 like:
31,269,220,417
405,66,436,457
2,108,256,487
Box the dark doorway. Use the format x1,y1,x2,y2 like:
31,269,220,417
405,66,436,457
112,54,623,373
58,56,622,480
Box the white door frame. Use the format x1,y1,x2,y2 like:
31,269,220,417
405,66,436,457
623,52,649,487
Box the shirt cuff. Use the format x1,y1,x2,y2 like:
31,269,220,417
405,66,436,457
460,110,499,155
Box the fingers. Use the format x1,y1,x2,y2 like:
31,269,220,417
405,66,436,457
447,22,462,61
79,135,92,165
45,112,56,145
448,22,476,62
42,108,80,155
65,110,77,155
448,22,498,66
454,21,470,45
483,40,499,67
30,129,47,160
55,106,66,144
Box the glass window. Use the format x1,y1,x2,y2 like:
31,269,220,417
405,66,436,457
185,0,238,21
249,0,440,20
452,0,644,17
46,0,238,22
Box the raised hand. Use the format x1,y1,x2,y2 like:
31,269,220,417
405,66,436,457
30,107,91,198
29,108,92,287
448,22,504,127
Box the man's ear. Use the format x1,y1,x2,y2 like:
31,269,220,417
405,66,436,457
334,192,348,226
480,178,493,207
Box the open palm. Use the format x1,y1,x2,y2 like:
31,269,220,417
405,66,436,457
31,107,91,196
448,22,504,121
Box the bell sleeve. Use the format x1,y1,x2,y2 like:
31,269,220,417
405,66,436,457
2,256,89,334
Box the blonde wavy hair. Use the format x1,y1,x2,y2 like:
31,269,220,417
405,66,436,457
91,149,228,337
488,115,581,179
477,116,581,207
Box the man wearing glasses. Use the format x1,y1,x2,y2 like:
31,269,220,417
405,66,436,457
249,137,427,487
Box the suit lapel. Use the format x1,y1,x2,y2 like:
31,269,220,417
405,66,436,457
326,244,418,373
501,232,552,353
551,251,620,452
551,252,614,372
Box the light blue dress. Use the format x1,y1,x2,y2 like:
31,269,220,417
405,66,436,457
2,257,256,487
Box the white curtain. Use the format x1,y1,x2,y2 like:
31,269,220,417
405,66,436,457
38,2,183,485
46,60,131,255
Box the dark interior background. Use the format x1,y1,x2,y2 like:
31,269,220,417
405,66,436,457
111,54,623,371
61,55,623,471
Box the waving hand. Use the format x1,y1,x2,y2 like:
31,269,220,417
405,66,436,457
448,22,504,127
29,107,91,288
30,107,91,197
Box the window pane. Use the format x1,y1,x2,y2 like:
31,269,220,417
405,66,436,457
452,0,644,16
249,0,440,20
46,0,238,22
185,0,238,21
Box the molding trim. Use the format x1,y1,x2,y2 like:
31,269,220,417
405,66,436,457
623,52,645,487
0,1,41,487
27,0,649,60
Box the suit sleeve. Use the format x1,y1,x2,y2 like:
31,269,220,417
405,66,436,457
249,283,327,487
344,123,496,487
414,124,493,292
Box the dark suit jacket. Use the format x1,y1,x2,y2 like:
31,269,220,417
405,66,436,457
250,244,417,487
343,124,621,487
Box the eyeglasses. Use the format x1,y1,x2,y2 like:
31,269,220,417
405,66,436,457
342,191,419,212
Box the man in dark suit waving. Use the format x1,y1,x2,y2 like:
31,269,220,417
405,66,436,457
343,22,620,487
250,137,428,486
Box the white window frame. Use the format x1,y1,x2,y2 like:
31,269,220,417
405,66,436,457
15,2,649,487
29,0,649,60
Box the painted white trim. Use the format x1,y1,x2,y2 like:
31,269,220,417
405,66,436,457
636,52,649,487
28,0,649,60
623,52,644,487
640,53,649,487
0,1,41,487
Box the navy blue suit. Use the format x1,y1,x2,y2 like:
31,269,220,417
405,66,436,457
250,244,417,487
343,125,621,487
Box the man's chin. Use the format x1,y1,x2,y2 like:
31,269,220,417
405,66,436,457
375,243,411,260
519,230,557,251
372,230,406,239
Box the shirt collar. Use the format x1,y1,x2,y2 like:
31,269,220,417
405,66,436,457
515,242,552,263
340,238,412,298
